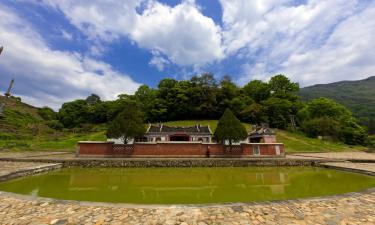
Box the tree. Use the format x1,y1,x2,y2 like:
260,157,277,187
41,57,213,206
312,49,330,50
298,98,368,145
302,116,341,138
86,93,101,105
214,108,248,149
269,74,299,96
240,103,266,124
38,107,57,121
263,97,293,129
243,80,270,103
58,100,89,128
106,104,146,144
298,97,352,121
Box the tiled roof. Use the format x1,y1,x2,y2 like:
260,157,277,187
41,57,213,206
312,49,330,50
147,124,212,135
249,127,275,136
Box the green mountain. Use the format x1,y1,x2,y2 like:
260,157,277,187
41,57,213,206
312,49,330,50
299,76,375,132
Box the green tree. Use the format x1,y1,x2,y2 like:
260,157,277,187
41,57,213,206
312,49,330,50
240,103,266,124
298,97,351,121
214,108,248,149
302,116,341,138
243,80,270,103
269,74,299,97
106,104,146,144
263,97,293,129
58,100,89,128
298,98,368,145
85,93,101,105
38,107,57,121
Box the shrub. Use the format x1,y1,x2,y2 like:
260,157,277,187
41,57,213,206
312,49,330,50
46,120,64,130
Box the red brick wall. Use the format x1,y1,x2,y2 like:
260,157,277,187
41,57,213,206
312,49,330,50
78,142,114,155
78,142,285,157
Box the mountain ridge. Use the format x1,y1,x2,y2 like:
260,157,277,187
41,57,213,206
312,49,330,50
299,75,375,133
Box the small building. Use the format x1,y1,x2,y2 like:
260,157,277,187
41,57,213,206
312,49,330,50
144,124,212,143
248,125,277,143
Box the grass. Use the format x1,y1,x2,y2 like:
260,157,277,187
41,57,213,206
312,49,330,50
0,132,106,152
1,95,107,152
276,129,366,152
160,120,252,132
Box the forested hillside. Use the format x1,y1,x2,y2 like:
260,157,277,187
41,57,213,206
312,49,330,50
1,74,372,151
58,74,368,146
299,76,375,133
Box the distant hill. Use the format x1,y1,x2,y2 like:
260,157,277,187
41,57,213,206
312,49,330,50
299,76,375,130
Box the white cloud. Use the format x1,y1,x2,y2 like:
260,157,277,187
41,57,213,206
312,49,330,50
38,0,224,68
40,0,141,42
280,3,375,86
131,0,224,66
61,29,73,41
219,0,375,86
0,5,140,109
149,52,170,71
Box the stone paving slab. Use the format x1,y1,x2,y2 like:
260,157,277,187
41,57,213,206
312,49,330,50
0,189,374,224
291,152,375,161
0,161,62,182
320,162,375,175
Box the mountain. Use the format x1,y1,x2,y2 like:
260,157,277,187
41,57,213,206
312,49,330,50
299,76,375,132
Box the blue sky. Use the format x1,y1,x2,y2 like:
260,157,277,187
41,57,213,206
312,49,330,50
0,0,374,109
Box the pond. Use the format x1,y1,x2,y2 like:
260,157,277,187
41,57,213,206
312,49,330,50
0,167,374,204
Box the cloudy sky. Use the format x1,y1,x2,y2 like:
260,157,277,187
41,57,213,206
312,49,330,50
0,0,374,109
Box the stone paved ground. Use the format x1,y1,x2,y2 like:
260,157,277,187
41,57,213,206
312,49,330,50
0,189,374,224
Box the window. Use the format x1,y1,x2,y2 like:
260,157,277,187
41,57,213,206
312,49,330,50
253,145,260,155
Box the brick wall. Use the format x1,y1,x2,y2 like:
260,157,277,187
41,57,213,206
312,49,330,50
78,142,285,158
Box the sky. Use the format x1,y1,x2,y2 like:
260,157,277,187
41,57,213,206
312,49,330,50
0,0,374,110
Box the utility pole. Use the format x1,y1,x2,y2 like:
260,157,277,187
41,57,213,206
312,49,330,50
0,46,5,116
289,115,297,130
4,79,14,98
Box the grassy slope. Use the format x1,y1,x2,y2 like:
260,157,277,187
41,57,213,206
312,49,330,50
0,95,106,151
0,96,366,153
162,120,366,152
276,129,366,152
0,132,106,152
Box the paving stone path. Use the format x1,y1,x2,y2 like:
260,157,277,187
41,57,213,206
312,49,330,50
0,189,374,224
291,152,375,161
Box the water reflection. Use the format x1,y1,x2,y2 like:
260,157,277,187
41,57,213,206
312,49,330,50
0,167,374,204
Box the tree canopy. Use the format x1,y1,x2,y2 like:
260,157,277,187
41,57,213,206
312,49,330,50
214,108,248,147
298,98,367,145
55,73,369,146
106,103,146,144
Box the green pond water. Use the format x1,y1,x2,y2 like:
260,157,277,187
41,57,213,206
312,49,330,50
0,167,374,204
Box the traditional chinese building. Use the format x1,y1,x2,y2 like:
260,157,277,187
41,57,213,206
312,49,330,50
248,125,277,143
144,124,212,143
